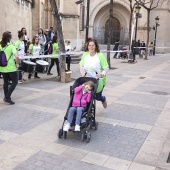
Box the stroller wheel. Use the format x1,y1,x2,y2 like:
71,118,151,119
86,132,91,143
81,130,87,142
63,131,67,139
94,122,98,130
58,129,63,139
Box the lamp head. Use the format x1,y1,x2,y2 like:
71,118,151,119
75,0,84,4
155,16,159,24
135,4,141,14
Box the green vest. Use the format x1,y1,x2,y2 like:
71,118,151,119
80,52,109,93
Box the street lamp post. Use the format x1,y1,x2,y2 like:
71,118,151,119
134,3,141,43
85,0,90,43
133,3,141,61
153,16,160,55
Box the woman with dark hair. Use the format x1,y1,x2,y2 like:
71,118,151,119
79,39,109,108
36,28,46,54
21,27,29,54
28,36,41,79
15,31,25,83
47,35,60,77
0,31,19,104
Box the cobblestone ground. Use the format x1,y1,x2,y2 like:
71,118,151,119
0,54,170,170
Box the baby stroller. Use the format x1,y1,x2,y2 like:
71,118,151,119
120,46,128,59
58,77,98,143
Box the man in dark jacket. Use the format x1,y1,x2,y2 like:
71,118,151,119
44,29,51,55
113,40,119,58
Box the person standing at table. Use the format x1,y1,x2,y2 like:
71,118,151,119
0,31,19,104
47,35,60,77
28,36,41,79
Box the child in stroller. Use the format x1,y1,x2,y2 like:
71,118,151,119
63,80,94,132
58,77,98,142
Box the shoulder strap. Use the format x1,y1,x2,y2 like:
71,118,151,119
1,45,9,51
5,45,13,62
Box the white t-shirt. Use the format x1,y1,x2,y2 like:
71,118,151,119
33,45,41,56
17,41,25,56
83,54,101,78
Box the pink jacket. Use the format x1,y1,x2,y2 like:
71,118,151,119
72,85,91,107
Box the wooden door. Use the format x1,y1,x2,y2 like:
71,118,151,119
105,17,121,44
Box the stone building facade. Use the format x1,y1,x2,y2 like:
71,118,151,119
52,0,170,53
1,0,170,53
0,0,32,42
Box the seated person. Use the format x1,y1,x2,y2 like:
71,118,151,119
64,81,94,131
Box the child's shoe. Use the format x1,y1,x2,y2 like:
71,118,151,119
74,124,80,131
63,123,70,131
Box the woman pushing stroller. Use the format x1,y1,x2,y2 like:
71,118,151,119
63,81,94,132
79,39,109,108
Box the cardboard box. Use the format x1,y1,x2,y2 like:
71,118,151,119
61,71,71,83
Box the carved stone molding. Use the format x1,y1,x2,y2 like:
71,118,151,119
59,13,79,19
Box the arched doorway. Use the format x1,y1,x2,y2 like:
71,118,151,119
104,17,121,44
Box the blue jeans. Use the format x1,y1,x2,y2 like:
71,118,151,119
96,86,106,102
149,50,153,56
67,107,84,125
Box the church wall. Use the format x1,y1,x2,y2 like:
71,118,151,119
0,0,32,43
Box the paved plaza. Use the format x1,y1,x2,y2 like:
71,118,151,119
0,54,170,170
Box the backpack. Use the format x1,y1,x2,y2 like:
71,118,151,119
48,42,53,54
0,46,11,67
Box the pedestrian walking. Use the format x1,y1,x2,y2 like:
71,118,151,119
65,40,76,71
0,31,19,104
79,39,109,108
47,35,60,77
15,31,25,83
141,41,146,55
148,42,154,56
113,40,119,58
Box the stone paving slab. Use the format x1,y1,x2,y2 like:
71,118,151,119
128,162,156,170
0,139,5,145
0,130,19,141
134,84,170,94
14,151,111,170
24,93,70,110
100,103,161,125
143,79,170,88
118,92,168,109
57,123,149,161
0,106,57,134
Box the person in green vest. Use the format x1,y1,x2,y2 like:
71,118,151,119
15,31,25,83
0,31,19,104
28,36,41,79
79,39,109,108
47,35,60,77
